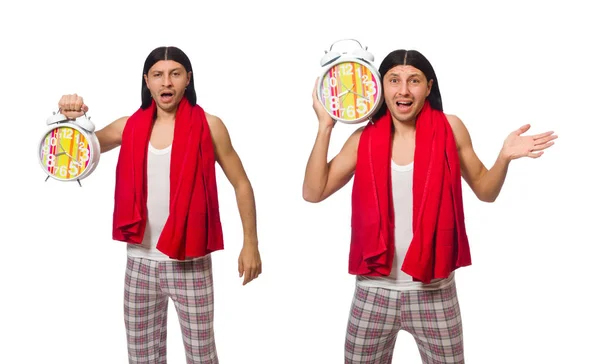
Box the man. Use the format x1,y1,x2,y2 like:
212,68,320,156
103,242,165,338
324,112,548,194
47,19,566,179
303,49,556,363
58,46,262,364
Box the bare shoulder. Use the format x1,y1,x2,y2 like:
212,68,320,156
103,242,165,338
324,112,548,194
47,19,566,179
347,125,365,145
98,115,128,135
344,124,365,148
335,124,365,160
96,116,129,152
113,116,129,130
204,111,225,129
444,113,471,149
445,114,464,130
203,111,232,151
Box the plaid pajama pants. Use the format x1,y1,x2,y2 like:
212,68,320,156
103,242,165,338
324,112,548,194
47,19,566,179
124,256,218,364
345,281,463,364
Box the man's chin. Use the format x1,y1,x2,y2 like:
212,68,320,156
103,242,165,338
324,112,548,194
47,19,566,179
391,111,417,124
157,101,179,112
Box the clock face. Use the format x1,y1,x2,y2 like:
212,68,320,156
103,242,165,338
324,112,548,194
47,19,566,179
39,126,92,180
319,60,381,123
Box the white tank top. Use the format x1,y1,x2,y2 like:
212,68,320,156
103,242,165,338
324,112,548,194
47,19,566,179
126,143,176,261
357,160,454,291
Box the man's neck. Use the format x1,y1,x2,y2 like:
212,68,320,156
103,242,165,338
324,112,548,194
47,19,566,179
154,108,177,124
392,118,416,139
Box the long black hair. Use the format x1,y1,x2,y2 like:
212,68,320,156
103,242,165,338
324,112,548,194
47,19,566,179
141,46,197,109
373,49,443,119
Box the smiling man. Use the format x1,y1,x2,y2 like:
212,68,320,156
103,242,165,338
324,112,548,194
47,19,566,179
303,49,557,363
58,46,261,364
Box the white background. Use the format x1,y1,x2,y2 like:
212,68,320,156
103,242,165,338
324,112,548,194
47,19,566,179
1,0,598,363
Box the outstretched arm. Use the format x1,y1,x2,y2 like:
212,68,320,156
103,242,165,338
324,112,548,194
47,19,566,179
206,113,261,286
58,94,127,153
447,115,557,202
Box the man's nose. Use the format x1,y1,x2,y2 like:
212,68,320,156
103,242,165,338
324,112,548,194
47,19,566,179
162,74,173,86
397,82,409,95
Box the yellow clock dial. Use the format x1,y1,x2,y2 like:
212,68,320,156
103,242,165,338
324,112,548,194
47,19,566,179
320,61,380,123
39,126,91,180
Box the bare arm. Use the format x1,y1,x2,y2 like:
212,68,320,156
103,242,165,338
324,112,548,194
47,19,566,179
302,126,362,202
302,79,362,203
96,117,127,153
206,113,261,285
447,114,557,203
58,94,127,153
446,114,499,202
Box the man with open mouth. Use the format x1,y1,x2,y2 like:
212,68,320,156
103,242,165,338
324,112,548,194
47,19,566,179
303,49,557,363
57,46,262,364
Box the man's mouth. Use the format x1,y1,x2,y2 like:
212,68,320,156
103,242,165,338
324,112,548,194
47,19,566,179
396,101,413,107
160,92,174,102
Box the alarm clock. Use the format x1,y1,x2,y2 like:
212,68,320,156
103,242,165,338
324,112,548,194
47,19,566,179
38,111,100,186
317,39,383,124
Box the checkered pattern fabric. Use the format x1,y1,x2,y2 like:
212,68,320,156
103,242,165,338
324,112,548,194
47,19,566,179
345,281,463,363
124,256,218,364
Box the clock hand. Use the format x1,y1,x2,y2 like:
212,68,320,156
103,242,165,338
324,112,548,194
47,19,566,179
325,83,356,103
58,143,82,166
341,82,355,92
58,142,77,160
335,83,356,101
346,89,368,99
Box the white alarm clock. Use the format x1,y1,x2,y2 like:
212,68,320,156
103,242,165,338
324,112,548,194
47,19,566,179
317,39,384,124
38,111,100,186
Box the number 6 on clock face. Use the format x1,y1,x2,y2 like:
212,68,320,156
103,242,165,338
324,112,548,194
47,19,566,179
318,58,383,124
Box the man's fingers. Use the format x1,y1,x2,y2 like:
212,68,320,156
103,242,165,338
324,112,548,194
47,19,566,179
243,268,252,285
515,124,531,135
312,77,320,102
534,134,558,146
66,95,79,110
59,94,84,111
241,265,261,285
58,95,88,121
532,142,555,151
533,131,555,139
528,151,544,158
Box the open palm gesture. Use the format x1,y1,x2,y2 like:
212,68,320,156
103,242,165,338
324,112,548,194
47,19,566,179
501,124,557,160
